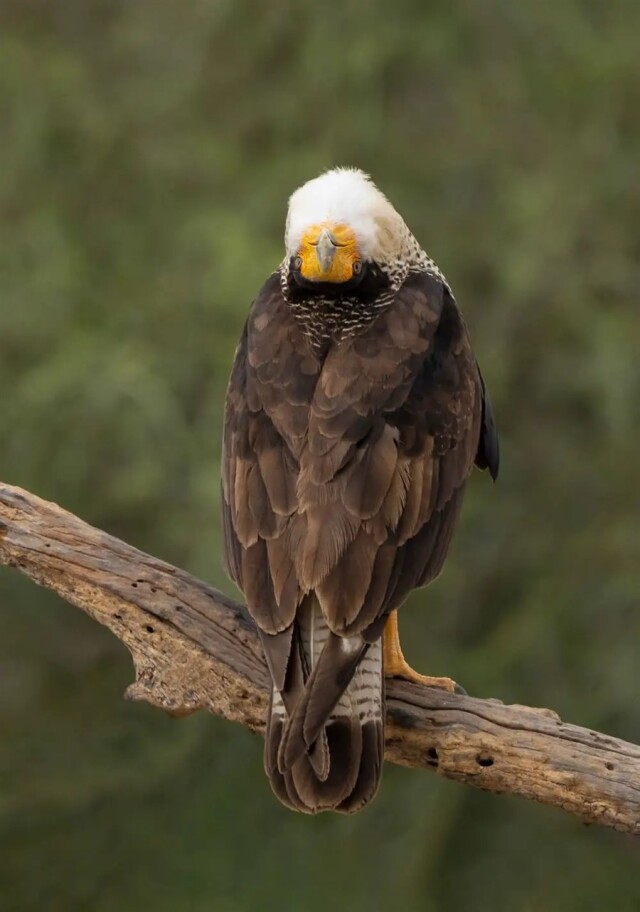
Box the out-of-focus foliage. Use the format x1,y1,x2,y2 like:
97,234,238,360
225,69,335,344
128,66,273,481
1,1,639,909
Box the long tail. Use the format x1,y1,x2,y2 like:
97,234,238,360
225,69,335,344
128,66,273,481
263,597,384,814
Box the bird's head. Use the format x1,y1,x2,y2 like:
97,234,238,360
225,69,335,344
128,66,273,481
285,168,408,290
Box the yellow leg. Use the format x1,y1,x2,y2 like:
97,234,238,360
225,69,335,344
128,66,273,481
383,610,462,693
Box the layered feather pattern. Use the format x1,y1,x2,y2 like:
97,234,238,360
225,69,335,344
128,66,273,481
221,247,498,812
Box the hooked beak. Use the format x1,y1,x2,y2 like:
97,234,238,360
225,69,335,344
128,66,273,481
315,227,338,274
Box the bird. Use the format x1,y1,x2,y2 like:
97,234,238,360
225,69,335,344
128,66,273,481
221,167,499,814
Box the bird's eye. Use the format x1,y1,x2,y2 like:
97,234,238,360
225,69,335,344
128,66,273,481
294,255,303,269
352,260,363,275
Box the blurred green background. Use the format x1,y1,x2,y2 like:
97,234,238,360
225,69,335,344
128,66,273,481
1,1,639,909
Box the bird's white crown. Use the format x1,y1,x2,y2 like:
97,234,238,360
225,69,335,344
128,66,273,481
285,167,406,262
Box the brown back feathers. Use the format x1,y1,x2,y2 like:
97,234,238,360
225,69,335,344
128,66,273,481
221,268,498,813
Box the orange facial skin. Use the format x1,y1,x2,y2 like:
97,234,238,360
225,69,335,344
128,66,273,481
296,222,362,284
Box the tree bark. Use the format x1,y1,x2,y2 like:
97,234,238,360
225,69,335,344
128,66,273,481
1,482,638,834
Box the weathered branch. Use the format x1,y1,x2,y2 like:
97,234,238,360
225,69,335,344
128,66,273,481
1,482,638,834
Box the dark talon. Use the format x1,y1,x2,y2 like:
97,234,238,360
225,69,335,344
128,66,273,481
453,682,467,696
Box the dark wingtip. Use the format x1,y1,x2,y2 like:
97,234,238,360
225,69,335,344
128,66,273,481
476,369,500,482
488,444,500,483
475,436,499,481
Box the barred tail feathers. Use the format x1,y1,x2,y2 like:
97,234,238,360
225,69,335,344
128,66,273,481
264,597,384,814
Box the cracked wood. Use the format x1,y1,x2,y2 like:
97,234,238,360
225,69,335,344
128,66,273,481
0,482,638,834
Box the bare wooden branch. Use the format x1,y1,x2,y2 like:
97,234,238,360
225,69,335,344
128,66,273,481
1,482,638,834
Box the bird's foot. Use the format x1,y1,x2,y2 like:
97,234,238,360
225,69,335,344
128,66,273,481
383,610,466,693
384,655,465,694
